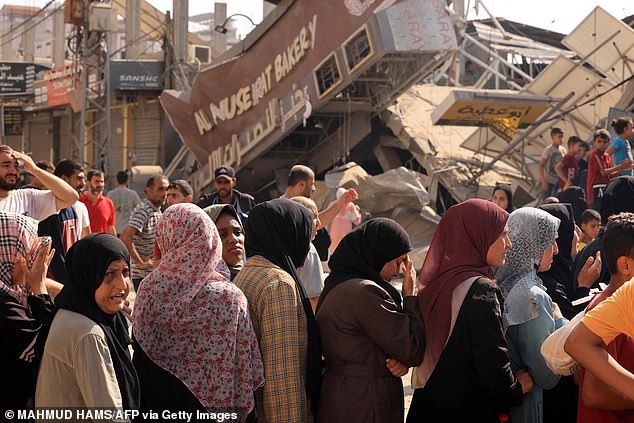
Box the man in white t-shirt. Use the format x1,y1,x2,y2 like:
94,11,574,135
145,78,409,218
0,146,79,221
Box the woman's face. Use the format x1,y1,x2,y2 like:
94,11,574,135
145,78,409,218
94,259,130,315
486,225,512,268
539,240,559,272
379,253,408,281
491,189,509,211
215,213,245,266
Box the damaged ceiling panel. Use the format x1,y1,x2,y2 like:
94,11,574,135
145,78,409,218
562,6,634,86
471,21,575,61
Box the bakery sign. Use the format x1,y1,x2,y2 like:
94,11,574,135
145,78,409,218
160,0,405,168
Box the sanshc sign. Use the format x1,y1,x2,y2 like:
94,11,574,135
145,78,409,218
110,60,164,90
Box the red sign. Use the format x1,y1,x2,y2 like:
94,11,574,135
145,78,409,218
44,65,78,107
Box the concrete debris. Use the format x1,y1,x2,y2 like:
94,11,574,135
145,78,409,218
319,163,440,270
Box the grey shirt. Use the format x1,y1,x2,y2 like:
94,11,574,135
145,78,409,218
107,187,141,235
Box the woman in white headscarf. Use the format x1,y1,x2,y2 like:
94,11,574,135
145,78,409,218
496,207,567,423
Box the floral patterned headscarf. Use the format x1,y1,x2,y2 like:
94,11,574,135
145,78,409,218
133,203,264,419
0,212,38,306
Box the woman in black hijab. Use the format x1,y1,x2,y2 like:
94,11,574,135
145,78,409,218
316,218,425,423
233,198,321,421
35,234,139,411
556,186,588,224
538,204,580,423
538,203,585,319
491,183,515,213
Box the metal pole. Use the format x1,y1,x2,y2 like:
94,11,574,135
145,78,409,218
463,33,534,82
466,91,575,184
459,48,523,90
105,31,112,180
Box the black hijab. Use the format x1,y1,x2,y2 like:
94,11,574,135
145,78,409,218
493,183,515,213
318,218,412,312
556,186,587,224
538,203,577,319
601,176,634,224
37,234,139,409
245,198,321,414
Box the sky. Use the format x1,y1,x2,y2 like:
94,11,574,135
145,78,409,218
2,0,633,37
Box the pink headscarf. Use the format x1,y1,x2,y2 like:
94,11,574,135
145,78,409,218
0,212,38,306
415,199,508,386
133,204,264,418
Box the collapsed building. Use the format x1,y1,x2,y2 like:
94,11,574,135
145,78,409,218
162,2,634,264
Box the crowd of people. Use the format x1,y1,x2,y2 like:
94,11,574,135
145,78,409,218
2,130,634,423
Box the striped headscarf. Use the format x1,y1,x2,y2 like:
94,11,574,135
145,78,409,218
0,211,38,305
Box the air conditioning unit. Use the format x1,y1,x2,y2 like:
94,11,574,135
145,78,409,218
188,44,211,63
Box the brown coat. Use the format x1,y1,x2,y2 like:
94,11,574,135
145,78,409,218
316,278,425,423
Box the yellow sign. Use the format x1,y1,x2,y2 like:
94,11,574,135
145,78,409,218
434,101,548,129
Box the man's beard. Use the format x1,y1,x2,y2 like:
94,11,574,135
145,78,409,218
0,175,18,190
90,186,103,195
150,197,165,208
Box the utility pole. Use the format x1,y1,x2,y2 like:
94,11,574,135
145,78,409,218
22,24,35,62
76,0,114,178
211,3,226,60
52,8,65,67
125,0,140,59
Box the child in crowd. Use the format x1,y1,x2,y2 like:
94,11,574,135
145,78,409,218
540,128,566,197
586,129,630,207
606,117,634,177
578,209,601,252
565,213,634,420
576,141,591,193
555,136,583,191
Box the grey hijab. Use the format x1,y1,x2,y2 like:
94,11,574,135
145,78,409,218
496,207,560,326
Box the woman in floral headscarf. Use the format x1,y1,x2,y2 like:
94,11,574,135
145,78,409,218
0,212,54,414
133,204,263,420
496,207,567,423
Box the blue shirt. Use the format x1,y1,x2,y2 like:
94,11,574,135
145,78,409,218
611,136,633,176
505,288,567,423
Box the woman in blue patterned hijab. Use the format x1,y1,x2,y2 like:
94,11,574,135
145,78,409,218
496,207,565,423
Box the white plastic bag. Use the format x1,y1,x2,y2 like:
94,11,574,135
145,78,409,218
540,311,585,376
